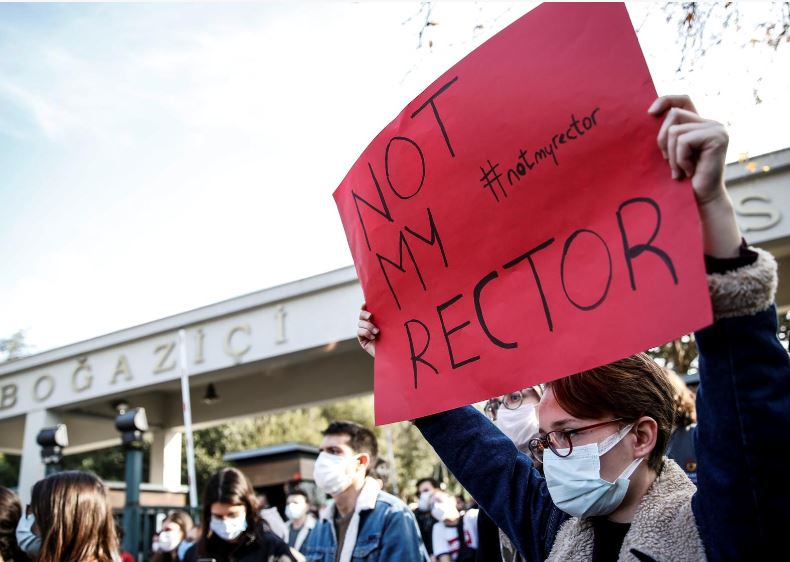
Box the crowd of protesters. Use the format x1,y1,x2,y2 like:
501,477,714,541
0,428,477,562
1,96,787,562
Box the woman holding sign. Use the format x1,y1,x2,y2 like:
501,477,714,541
356,96,790,562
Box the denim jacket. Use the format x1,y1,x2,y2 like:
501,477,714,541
416,248,789,562
302,479,430,562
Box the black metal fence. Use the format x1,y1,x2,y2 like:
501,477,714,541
114,505,201,562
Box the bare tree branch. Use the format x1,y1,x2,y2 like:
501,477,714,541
0,330,30,363
665,1,789,74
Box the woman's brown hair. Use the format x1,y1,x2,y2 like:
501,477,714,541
666,369,697,427
31,471,118,562
0,486,25,562
163,509,193,536
151,510,194,562
196,467,261,556
546,353,675,472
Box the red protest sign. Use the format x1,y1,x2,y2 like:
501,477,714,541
334,2,712,425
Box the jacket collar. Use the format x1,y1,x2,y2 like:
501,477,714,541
321,477,382,521
287,513,317,530
547,459,706,562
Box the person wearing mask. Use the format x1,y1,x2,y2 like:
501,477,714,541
152,510,194,562
413,477,440,557
430,492,478,562
0,487,27,562
476,388,543,562
484,388,543,456
15,471,118,562
302,420,430,562
356,95,790,561
182,467,296,562
284,490,316,553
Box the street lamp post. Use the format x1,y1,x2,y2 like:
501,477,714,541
115,407,148,559
36,424,68,476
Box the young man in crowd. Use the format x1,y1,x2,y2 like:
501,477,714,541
302,420,430,562
430,491,478,562
413,477,441,556
284,489,317,553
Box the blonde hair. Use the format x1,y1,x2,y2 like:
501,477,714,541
665,369,697,427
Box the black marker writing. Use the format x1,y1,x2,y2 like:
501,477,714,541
480,106,601,202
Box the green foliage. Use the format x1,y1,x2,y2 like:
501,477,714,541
186,406,329,493
648,334,699,375
187,395,443,499
62,442,149,482
0,394,443,499
0,454,21,488
383,421,439,498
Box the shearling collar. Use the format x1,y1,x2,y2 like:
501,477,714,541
354,477,382,512
547,458,706,562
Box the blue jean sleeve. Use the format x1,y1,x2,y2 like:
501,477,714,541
692,305,790,561
379,506,431,562
415,406,566,561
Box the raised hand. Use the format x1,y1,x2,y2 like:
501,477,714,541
648,95,741,259
357,304,379,358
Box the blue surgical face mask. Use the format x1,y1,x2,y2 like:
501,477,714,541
16,512,42,556
543,423,643,518
176,537,192,559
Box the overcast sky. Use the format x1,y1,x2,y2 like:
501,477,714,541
2,1,788,355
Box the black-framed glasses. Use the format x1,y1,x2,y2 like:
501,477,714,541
484,390,530,420
527,418,626,461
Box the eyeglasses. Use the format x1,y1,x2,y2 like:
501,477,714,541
483,390,532,420
527,418,626,461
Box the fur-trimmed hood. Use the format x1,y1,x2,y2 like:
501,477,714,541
708,246,776,319
547,459,706,562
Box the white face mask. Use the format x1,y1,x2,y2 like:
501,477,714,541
313,452,357,496
495,402,540,452
15,513,41,557
543,423,643,518
431,499,460,522
417,491,433,512
285,501,307,521
157,530,181,552
210,514,248,542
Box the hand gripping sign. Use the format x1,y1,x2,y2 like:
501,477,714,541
334,2,712,425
